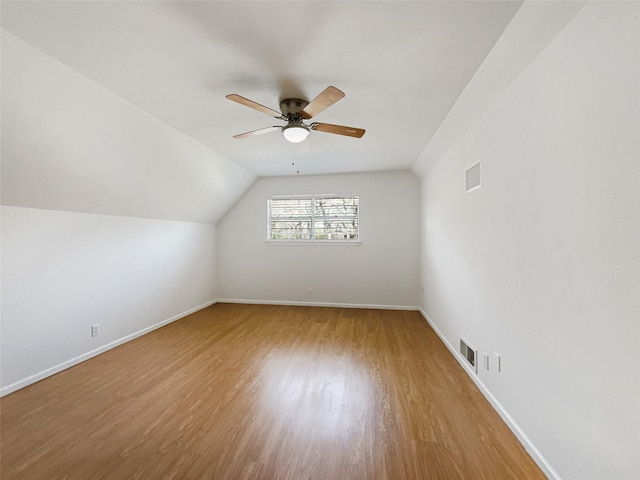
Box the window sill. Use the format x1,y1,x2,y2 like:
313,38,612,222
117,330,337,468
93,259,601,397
265,240,362,246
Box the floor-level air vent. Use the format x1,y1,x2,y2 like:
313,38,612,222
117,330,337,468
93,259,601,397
460,339,477,372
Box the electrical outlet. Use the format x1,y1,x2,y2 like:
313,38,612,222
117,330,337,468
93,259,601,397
307,287,312,296
495,353,501,373
483,352,490,371
91,324,100,337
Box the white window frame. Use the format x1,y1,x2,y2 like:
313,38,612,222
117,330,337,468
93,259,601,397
266,194,360,245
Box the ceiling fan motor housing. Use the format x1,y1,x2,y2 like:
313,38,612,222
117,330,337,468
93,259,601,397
279,98,309,118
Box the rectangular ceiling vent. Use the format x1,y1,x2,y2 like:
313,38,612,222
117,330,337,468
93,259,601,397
459,338,478,372
466,160,481,193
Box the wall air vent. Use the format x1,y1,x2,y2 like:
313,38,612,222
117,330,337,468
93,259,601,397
460,339,478,372
466,160,481,193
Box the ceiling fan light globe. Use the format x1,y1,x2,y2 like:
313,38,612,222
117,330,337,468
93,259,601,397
282,125,310,143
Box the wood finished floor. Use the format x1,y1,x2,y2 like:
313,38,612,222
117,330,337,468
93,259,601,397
1,304,544,479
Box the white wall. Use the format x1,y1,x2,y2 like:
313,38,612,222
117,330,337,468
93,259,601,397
0,206,218,394
419,3,639,479
0,31,251,394
217,171,420,308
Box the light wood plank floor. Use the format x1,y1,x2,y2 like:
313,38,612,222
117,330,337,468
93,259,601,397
1,304,544,479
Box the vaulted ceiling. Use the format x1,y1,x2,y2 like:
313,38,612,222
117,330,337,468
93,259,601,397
1,1,585,223
1,1,522,177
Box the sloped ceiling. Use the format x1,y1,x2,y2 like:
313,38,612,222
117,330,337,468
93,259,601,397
1,1,583,224
1,1,522,178
1,31,256,224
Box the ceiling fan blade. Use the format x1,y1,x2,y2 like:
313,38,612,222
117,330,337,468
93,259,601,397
233,126,281,139
300,86,345,119
226,94,282,118
312,122,365,138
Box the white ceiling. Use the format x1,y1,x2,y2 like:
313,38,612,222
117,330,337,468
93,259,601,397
1,1,523,177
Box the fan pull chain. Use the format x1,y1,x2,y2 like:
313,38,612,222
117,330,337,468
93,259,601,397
291,145,299,174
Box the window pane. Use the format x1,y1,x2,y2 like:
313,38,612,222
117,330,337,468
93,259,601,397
314,197,358,217
271,199,313,218
268,196,358,241
314,219,358,240
270,220,312,239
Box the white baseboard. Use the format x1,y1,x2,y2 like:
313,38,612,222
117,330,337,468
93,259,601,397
215,298,420,311
0,300,218,397
418,309,559,480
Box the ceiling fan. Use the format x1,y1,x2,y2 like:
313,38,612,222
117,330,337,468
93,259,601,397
226,86,365,143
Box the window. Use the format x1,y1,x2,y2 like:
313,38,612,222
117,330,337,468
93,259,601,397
267,195,359,241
